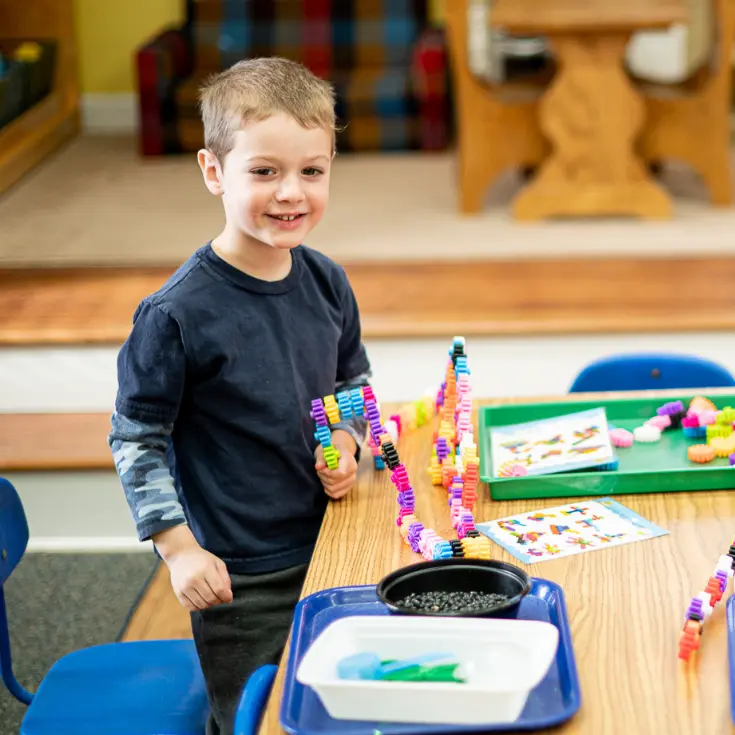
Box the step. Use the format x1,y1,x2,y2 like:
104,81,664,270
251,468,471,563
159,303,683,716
2,256,735,347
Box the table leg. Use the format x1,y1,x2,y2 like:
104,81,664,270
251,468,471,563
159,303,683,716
512,32,672,221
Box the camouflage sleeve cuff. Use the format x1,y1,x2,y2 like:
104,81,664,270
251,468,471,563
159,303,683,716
108,411,187,542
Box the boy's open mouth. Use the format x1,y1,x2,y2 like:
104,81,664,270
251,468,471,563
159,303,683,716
267,213,306,222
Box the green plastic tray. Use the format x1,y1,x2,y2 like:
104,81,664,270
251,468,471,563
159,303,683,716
479,392,735,501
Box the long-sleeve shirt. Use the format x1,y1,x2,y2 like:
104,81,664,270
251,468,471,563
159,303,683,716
108,243,371,574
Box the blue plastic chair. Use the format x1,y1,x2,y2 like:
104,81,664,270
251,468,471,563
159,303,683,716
569,353,735,393
0,476,209,735
234,664,278,735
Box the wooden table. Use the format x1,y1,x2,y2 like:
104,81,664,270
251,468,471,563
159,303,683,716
260,390,735,734
491,0,688,221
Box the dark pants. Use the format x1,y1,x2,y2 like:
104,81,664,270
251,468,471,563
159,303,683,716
190,563,308,735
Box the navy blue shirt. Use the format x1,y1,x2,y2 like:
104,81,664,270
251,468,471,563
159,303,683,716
114,243,371,573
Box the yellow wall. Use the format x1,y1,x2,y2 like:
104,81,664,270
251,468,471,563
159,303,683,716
74,0,184,94
429,0,445,25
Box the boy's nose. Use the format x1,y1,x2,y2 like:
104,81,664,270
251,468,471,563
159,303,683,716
275,176,305,202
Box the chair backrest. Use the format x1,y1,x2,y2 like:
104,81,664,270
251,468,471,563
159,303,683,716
189,0,430,75
569,353,735,393
0,477,28,586
0,477,33,704
234,663,278,735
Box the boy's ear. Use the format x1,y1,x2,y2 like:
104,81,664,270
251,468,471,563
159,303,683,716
197,149,224,196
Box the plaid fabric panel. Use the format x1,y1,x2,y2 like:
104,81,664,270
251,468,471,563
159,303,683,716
332,67,420,151
137,27,192,155
352,0,427,69
175,77,206,152
161,0,450,153
188,0,427,74
190,0,331,73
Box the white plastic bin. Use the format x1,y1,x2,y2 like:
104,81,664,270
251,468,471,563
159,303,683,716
296,615,559,725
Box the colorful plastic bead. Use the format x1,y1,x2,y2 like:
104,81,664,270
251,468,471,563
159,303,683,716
646,415,672,431
658,401,684,417
609,428,634,448
634,425,661,443
687,444,715,464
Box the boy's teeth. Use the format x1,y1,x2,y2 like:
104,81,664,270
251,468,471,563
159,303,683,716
275,215,298,221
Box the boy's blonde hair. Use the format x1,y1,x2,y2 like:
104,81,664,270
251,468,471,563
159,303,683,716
199,57,337,163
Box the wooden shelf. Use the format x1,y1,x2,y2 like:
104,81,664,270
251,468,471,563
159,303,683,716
0,0,80,195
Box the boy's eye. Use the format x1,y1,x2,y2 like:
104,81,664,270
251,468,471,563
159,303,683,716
302,167,324,176
251,167,276,176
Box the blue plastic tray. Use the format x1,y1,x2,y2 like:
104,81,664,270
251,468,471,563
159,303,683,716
280,579,582,734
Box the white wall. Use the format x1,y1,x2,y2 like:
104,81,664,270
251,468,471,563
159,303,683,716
1,332,735,411
4,471,148,552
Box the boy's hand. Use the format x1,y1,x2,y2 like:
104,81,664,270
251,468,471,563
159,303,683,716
153,526,233,612
315,429,358,500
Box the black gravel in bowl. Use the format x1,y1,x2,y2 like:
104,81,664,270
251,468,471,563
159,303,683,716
377,558,532,618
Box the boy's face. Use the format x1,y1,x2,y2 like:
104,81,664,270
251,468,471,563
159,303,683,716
199,112,333,251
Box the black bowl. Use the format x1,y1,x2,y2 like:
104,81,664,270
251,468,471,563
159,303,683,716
377,558,532,618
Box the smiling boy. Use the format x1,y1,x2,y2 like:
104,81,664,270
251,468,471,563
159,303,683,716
108,58,371,735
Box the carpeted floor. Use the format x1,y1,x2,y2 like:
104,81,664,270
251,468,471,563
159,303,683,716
0,135,734,267
0,553,158,735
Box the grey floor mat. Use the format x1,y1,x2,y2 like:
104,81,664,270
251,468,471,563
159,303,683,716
0,552,158,735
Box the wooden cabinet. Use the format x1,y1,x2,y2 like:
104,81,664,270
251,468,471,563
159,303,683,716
0,0,79,196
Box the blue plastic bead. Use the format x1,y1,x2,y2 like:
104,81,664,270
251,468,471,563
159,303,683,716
350,389,365,417
455,356,470,375
314,426,332,445
337,391,353,420
432,541,453,560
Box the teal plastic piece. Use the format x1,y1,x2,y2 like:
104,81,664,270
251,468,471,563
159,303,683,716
337,653,382,680
479,392,735,501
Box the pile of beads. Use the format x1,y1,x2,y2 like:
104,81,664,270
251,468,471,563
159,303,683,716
622,396,735,466
679,541,735,660
679,397,735,465
310,337,493,561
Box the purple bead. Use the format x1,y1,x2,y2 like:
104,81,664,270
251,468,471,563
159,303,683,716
311,399,327,425
729,453,735,466
436,438,450,463
365,402,381,420
687,599,703,619
408,522,423,538
657,400,684,417
716,570,728,589
397,493,415,509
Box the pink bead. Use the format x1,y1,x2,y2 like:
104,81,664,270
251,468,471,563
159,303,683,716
699,411,718,426
682,415,700,428
609,428,634,448
645,415,671,430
